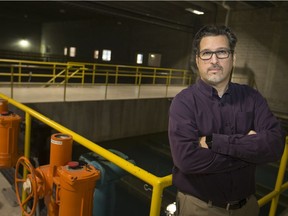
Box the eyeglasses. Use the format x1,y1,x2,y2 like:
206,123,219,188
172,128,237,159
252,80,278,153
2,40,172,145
198,49,233,60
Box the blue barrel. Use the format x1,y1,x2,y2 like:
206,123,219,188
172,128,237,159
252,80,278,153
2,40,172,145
79,149,135,216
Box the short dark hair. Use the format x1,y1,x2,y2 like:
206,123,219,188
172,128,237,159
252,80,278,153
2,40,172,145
192,25,238,55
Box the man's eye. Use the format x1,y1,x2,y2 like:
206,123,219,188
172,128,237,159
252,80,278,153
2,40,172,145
217,50,228,55
202,51,212,56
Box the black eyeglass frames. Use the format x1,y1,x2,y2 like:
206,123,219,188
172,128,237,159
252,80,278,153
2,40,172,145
198,49,233,60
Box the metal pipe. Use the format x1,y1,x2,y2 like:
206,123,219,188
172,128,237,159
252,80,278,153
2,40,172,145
269,141,288,215
222,1,231,26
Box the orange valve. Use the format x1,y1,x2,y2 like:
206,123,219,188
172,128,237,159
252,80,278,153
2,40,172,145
0,99,8,113
50,133,73,168
15,156,38,216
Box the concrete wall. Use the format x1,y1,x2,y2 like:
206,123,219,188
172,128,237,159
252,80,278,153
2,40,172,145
41,18,193,69
25,98,171,143
228,7,288,114
0,20,41,53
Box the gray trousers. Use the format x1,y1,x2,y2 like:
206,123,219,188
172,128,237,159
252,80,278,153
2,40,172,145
176,191,259,216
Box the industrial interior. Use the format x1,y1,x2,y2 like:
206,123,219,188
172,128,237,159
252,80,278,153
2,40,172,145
0,1,288,216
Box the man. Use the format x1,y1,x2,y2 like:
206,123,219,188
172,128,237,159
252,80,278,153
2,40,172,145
168,25,285,216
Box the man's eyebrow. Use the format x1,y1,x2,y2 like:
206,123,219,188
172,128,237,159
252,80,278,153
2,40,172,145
199,47,230,52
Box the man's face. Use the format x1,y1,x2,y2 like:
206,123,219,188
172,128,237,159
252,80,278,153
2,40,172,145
196,35,235,87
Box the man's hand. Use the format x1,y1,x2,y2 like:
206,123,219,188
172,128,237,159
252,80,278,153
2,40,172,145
247,130,257,135
199,136,209,148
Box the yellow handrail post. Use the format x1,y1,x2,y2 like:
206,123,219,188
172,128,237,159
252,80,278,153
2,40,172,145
165,70,171,97
115,66,119,84
10,66,14,98
135,67,139,85
138,72,142,98
153,69,156,85
149,175,172,216
53,64,56,84
18,62,22,83
92,64,96,85
63,67,68,101
150,184,163,216
182,70,186,85
169,70,172,86
105,71,109,99
21,112,32,214
268,140,288,216
24,113,32,158
81,66,85,85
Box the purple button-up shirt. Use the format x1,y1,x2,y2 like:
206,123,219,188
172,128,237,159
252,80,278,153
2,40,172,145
169,79,285,202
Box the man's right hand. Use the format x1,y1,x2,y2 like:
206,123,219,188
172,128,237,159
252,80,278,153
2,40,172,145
247,130,257,135
199,136,209,148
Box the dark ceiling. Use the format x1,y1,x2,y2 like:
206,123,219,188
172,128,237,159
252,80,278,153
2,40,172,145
0,1,285,30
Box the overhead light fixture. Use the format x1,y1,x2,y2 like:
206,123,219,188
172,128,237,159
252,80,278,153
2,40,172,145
185,8,204,15
18,39,30,48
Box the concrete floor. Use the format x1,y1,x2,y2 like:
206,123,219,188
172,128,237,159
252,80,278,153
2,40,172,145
0,172,21,216
0,84,187,103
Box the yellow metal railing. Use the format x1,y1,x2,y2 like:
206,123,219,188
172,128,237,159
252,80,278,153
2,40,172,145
0,59,193,101
0,58,192,86
0,92,287,215
258,136,288,215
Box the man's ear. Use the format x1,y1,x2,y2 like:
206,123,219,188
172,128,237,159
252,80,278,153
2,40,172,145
195,56,199,68
233,54,236,67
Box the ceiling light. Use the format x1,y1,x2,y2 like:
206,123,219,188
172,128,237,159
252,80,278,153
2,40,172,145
18,39,30,48
185,8,204,15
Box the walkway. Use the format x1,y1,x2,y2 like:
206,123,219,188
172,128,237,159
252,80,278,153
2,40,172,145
0,84,187,103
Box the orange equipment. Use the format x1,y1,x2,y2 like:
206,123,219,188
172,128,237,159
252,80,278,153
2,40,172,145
15,133,100,216
0,99,21,168
0,99,8,112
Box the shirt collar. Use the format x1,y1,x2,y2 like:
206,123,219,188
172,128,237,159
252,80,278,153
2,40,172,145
196,78,232,98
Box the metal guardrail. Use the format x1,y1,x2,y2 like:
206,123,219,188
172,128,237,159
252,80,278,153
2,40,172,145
258,137,288,215
0,59,193,101
0,58,192,86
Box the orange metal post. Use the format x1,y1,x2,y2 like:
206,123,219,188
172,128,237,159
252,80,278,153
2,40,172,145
0,100,21,168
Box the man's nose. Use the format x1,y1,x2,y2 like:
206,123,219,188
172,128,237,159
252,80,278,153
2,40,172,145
210,53,219,63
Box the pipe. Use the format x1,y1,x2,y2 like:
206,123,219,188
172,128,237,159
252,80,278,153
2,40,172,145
222,1,231,26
